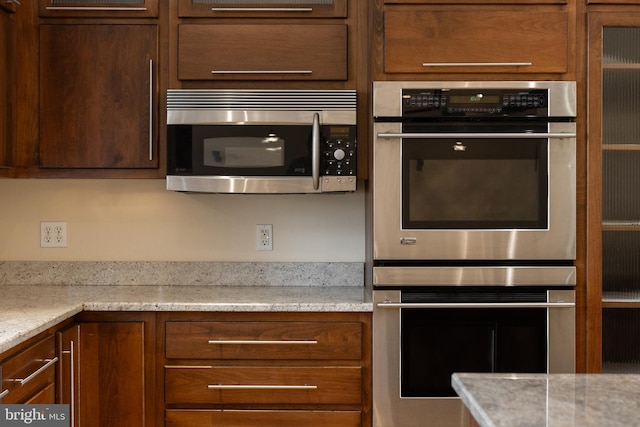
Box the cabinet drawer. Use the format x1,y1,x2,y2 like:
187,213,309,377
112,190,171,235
178,0,347,18
1,336,56,404
39,0,159,17
166,321,362,360
384,9,568,74
178,24,347,80
165,366,362,404
166,409,361,427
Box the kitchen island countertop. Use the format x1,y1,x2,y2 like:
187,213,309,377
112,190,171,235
0,284,372,354
452,372,640,427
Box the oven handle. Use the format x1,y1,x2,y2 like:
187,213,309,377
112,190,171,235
376,302,575,309
312,112,320,191
376,132,576,139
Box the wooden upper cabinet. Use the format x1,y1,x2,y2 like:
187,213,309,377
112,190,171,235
38,0,158,17
178,24,347,81
39,24,159,169
0,9,13,172
384,8,569,74
177,0,347,18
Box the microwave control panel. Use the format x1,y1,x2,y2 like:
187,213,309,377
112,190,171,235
322,125,357,176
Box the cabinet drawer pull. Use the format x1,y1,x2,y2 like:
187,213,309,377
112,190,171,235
6,0,20,5
0,389,8,399
210,70,313,75
165,365,213,369
207,340,318,345
46,6,147,10
211,7,312,12
9,357,58,386
148,59,153,161
207,384,318,390
422,62,533,67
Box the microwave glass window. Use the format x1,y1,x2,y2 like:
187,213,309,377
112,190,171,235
168,124,313,176
203,137,285,168
402,138,548,229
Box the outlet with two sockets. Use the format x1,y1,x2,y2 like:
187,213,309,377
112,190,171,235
41,222,67,248
256,224,273,251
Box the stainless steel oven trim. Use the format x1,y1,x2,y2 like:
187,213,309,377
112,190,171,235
373,266,576,287
372,287,575,427
372,121,576,260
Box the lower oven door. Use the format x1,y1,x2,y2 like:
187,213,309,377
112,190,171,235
372,287,575,427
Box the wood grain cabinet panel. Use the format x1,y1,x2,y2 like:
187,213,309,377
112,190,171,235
384,9,568,74
0,8,13,172
166,409,361,427
39,24,159,169
165,321,362,360
178,24,347,81
165,366,362,404
0,336,56,404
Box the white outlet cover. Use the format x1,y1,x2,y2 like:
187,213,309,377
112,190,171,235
41,221,67,248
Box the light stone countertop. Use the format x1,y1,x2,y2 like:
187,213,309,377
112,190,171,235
452,373,640,427
0,284,372,355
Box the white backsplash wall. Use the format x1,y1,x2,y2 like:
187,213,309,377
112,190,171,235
0,179,365,262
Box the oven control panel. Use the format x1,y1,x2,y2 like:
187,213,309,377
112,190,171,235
402,88,548,117
322,126,357,176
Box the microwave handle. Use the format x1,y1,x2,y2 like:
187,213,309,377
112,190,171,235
312,112,320,191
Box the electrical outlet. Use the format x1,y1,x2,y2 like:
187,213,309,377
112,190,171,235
41,222,67,248
256,224,273,251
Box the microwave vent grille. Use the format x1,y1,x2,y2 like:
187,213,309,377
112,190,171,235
167,89,357,110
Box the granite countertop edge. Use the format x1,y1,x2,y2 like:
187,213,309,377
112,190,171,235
0,283,373,355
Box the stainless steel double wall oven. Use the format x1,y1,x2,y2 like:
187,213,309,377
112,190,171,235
371,81,577,427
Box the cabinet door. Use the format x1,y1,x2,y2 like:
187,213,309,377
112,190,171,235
0,8,12,170
39,0,158,17
78,322,146,426
178,0,347,18
39,24,159,169
57,324,80,426
178,24,347,81
587,13,640,373
384,8,568,74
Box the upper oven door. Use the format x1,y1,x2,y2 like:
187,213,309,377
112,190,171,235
372,121,576,261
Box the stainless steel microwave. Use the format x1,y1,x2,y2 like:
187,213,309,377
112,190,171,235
166,89,357,194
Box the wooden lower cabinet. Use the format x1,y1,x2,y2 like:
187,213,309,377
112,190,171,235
57,313,156,427
0,335,57,404
161,312,371,427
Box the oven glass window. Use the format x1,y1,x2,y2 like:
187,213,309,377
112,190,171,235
401,307,547,397
402,138,548,229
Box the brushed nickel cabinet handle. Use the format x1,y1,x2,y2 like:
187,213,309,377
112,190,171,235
212,7,312,11
422,62,533,67
46,6,147,10
208,384,317,390
0,389,8,399
210,70,313,75
9,357,58,386
207,339,318,345
149,59,153,161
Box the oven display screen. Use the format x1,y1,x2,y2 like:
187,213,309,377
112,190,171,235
449,95,501,105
